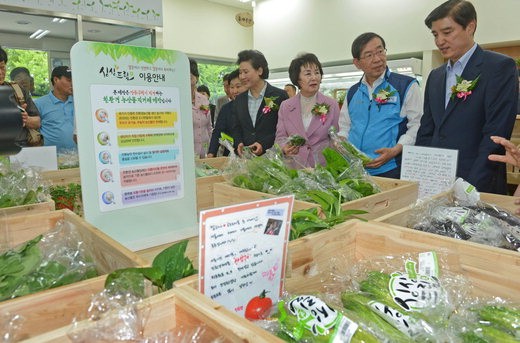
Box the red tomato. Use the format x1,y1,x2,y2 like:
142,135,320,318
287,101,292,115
244,290,272,320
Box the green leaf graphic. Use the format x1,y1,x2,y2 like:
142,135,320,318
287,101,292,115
88,42,177,65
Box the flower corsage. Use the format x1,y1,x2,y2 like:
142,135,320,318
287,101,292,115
451,74,480,101
199,104,210,115
373,86,396,108
311,103,330,124
262,96,279,114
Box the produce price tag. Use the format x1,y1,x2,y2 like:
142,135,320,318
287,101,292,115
401,145,458,198
199,195,294,318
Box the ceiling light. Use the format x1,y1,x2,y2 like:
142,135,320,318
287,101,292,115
29,29,44,39
52,18,67,23
35,30,50,39
29,29,50,39
16,20,31,25
239,0,250,2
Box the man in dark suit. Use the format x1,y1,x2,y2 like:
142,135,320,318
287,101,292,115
231,50,288,156
207,69,244,157
416,0,519,194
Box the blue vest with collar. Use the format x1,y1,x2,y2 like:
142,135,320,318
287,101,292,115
347,69,416,175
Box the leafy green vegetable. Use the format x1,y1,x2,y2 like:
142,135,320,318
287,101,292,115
195,162,222,177
341,292,413,343
275,296,379,343
0,234,97,301
104,239,196,296
340,140,373,166
287,135,306,147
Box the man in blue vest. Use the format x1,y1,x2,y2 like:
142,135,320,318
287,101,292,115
339,32,423,178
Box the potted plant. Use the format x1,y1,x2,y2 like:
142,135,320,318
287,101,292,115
49,183,82,213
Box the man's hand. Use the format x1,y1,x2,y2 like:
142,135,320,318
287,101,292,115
249,142,264,156
488,136,520,167
237,143,245,157
365,144,403,169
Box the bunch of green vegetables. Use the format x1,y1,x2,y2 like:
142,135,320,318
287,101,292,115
461,305,520,342
341,271,442,342
230,145,378,206
105,240,196,297
0,233,97,301
290,189,367,240
195,162,222,177
275,295,379,342
0,164,48,208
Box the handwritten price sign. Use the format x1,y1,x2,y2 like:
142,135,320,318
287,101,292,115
199,196,294,317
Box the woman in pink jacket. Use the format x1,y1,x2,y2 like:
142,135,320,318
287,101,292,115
189,58,212,158
275,53,340,168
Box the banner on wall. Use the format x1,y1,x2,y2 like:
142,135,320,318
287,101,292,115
71,42,196,251
3,0,162,26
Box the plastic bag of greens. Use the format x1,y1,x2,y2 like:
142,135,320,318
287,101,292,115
0,161,49,209
68,289,220,343
343,251,471,342
194,161,222,177
269,293,379,342
228,145,297,194
449,297,520,343
0,220,98,301
328,126,373,167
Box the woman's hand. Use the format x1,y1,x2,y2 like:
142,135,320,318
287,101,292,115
488,136,520,167
282,144,299,156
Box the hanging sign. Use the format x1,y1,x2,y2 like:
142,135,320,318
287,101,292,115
71,42,196,250
199,196,294,318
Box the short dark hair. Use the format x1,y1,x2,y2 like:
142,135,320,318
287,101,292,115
197,84,210,96
222,73,230,83
0,46,7,63
285,84,297,91
10,66,31,80
228,68,240,81
189,57,199,77
288,53,323,89
236,50,269,79
351,32,386,59
425,0,477,30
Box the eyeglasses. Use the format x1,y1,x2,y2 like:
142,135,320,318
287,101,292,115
359,48,387,61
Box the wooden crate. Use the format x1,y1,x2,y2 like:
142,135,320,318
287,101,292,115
0,209,149,340
196,175,225,212
173,220,520,341
375,192,519,227
0,198,55,217
137,235,199,266
283,220,520,300
41,168,81,186
23,286,279,343
213,176,419,219
200,156,229,170
196,157,229,212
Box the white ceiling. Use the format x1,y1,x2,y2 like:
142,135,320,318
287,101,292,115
0,0,253,46
207,0,254,10
0,9,144,43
